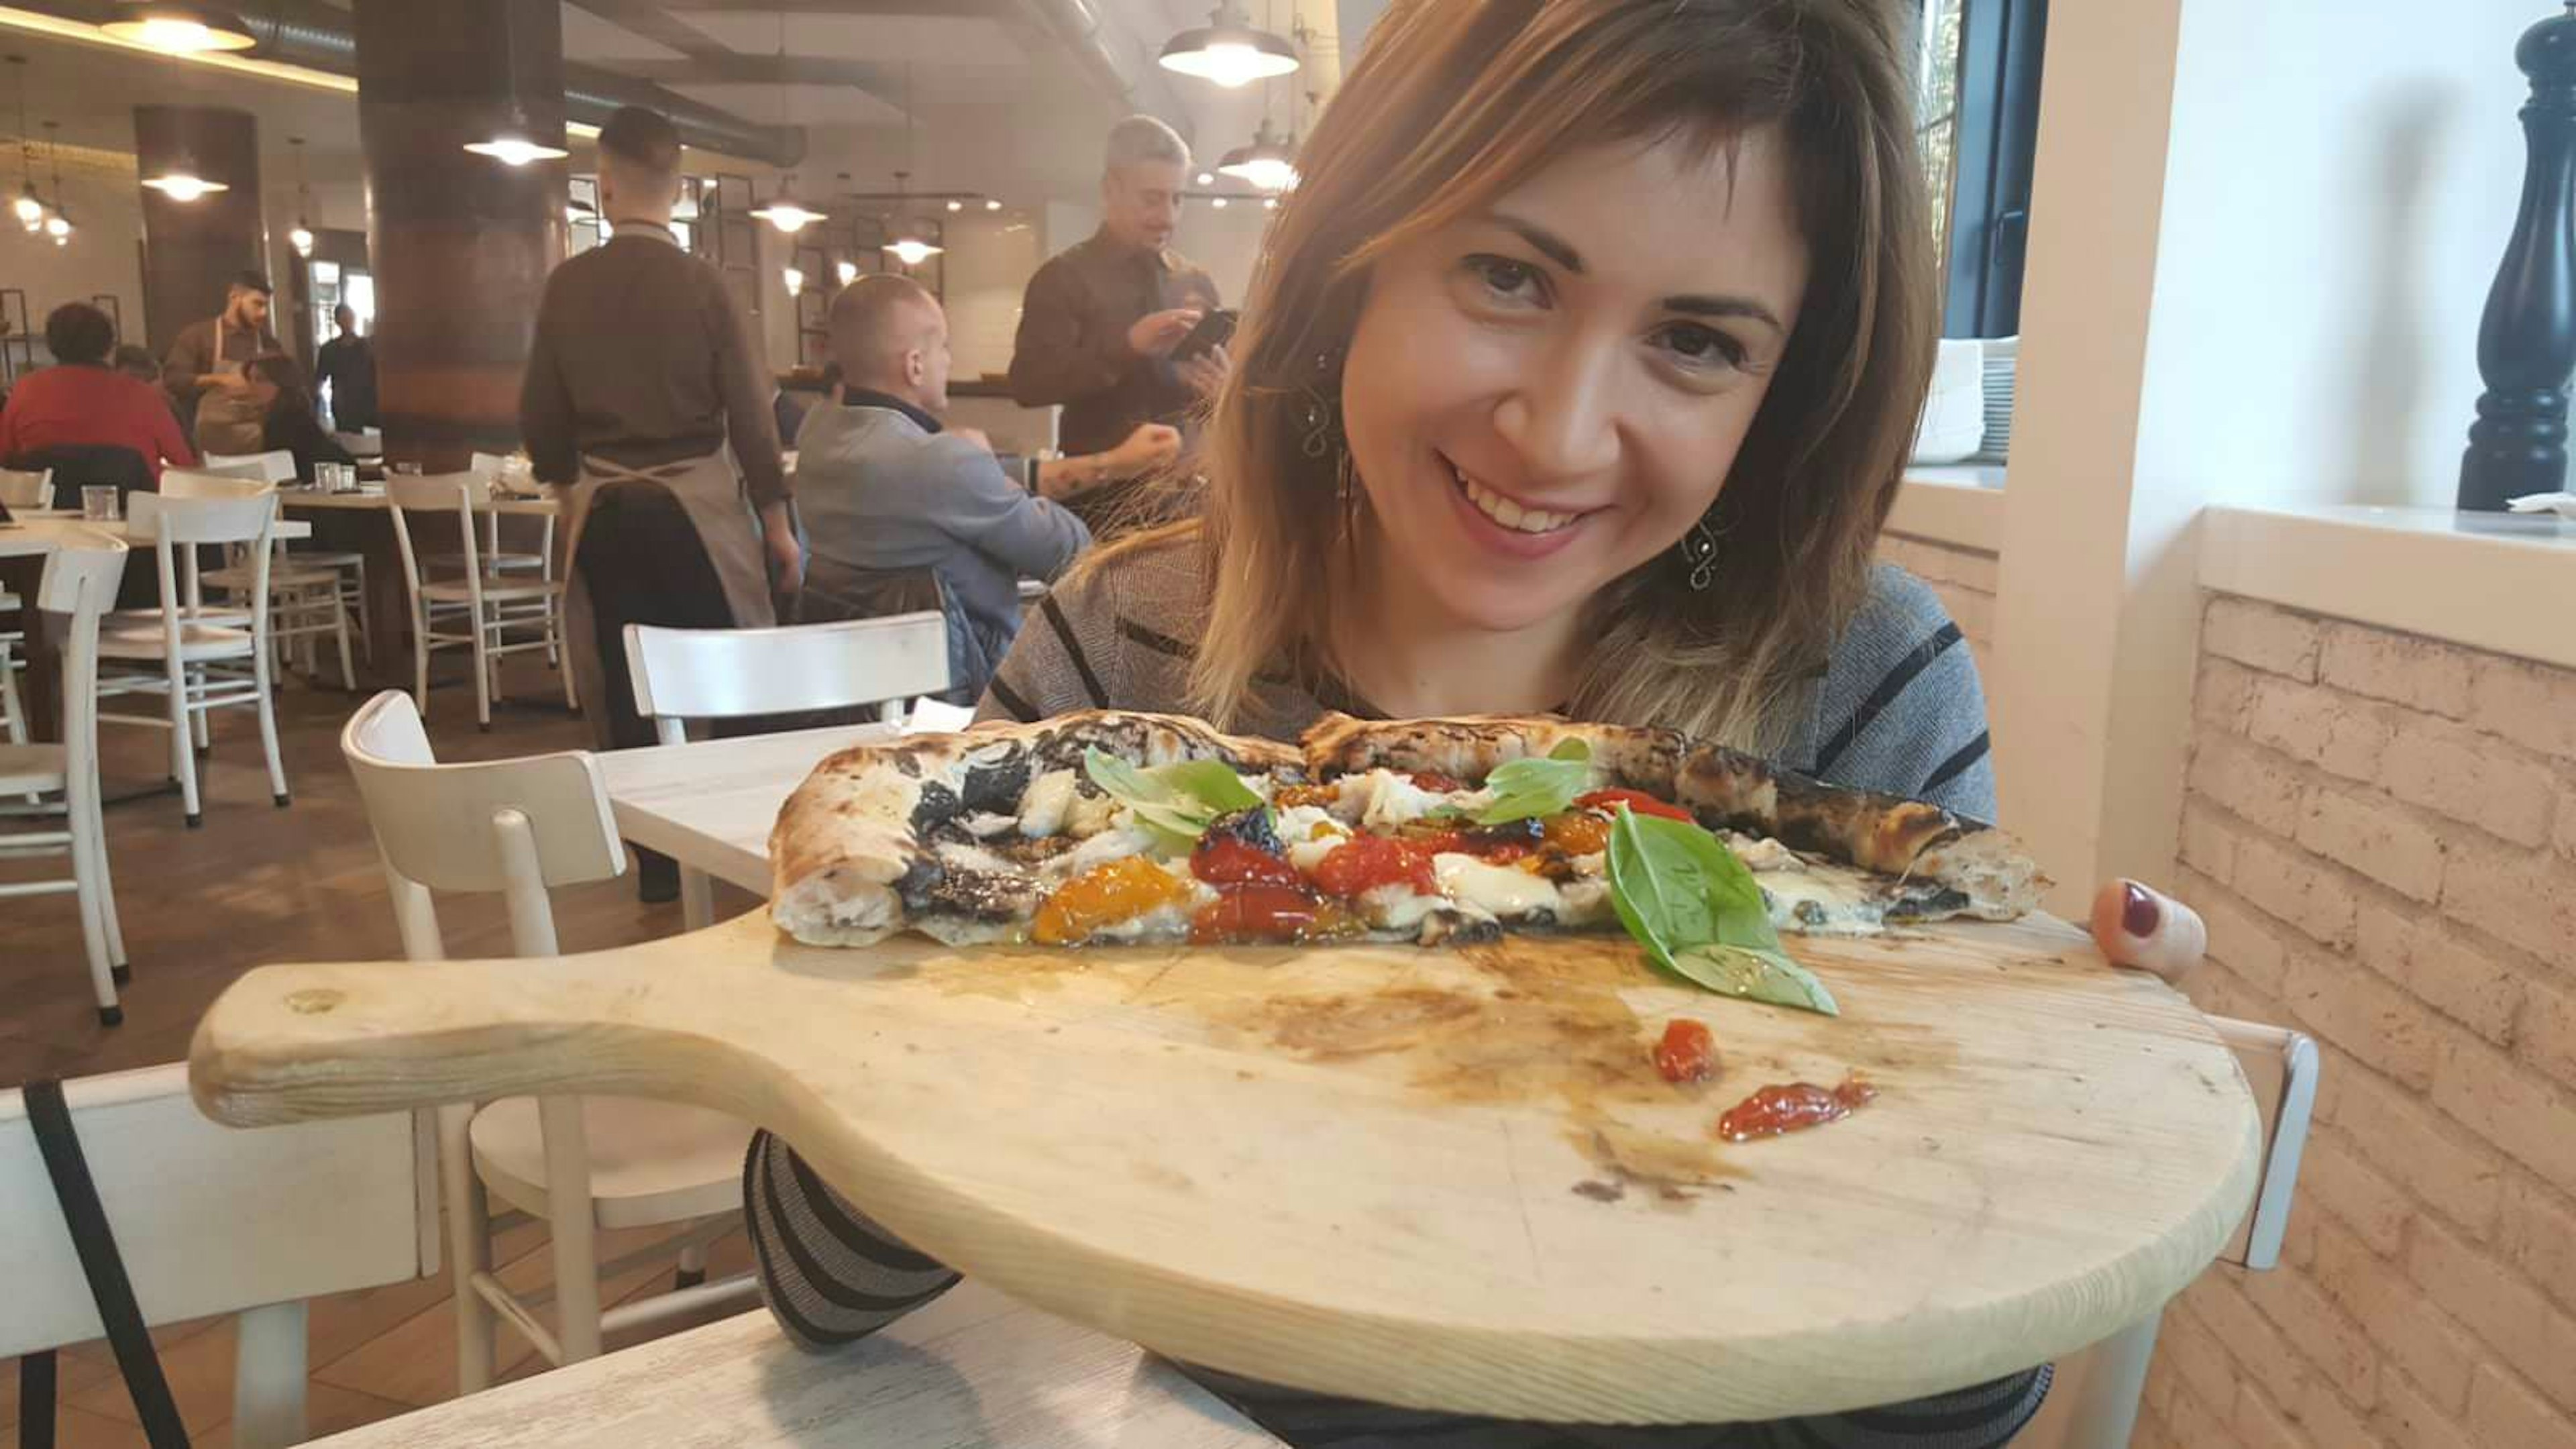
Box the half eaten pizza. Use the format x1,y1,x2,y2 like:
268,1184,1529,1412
769,711,2047,973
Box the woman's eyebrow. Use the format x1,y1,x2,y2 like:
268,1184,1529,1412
1485,210,1785,333
1666,294,1784,333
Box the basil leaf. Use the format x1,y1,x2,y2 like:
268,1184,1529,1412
1605,807,1839,1016
1473,739,1592,824
1153,758,1264,814
1083,747,1264,849
1666,944,1841,1016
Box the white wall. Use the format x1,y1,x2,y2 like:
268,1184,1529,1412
0,161,145,361
943,210,1043,380
1175,198,1274,307
2139,0,2526,509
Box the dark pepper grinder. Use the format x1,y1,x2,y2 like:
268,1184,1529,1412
2461,5,2576,510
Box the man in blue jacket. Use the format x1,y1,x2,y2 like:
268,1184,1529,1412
794,274,1177,700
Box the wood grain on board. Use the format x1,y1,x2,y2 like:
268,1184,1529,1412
191,911,2261,1424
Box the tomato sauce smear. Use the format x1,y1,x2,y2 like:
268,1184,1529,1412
1715,1074,1877,1142
1652,1020,1717,1083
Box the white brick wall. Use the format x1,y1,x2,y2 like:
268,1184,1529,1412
2135,594,2576,1449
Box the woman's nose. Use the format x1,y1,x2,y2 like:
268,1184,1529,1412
1490,340,1622,482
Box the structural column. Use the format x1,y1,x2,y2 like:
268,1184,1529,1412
353,0,566,470
133,106,263,355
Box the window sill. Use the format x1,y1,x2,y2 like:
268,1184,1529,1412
1888,466,2006,552
2199,504,2576,671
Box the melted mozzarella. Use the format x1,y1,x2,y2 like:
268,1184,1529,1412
1332,770,1460,833
1556,879,1615,927
962,811,1016,839
1434,853,1564,920
1065,788,1120,839
1756,860,1888,936
1043,824,1161,884
1728,833,1801,873
1017,769,1077,838
1358,882,1448,932
1278,804,1350,871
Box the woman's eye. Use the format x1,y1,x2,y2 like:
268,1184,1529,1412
1464,254,1546,305
1654,321,1748,372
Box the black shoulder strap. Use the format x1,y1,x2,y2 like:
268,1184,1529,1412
20,1079,191,1449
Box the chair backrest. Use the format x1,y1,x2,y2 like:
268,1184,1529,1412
624,612,951,743
384,472,491,589
37,530,127,790
159,468,272,500
0,466,49,507
202,449,296,484
341,690,625,960
125,488,276,546
0,1063,420,1358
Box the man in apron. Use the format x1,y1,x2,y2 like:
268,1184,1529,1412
520,104,798,901
160,270,280,455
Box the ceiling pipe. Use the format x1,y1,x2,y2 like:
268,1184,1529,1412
1017,0,1194,144
8,0,804,166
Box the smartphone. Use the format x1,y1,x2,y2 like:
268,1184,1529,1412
1171,308,1238,363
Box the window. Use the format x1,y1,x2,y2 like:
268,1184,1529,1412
1919,0,2045,338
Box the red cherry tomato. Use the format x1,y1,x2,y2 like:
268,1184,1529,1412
1190,832,1303,888
1309,835,1438,899
1653,1020,1717,1084
1191,883,1350,943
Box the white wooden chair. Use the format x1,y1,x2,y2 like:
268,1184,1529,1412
0,1064,423,1449
624,612,950,928
205,449,374,653
466,450,551,578
174,470,360,692
341,689,758,1391
0,464,52,506
387,473,576,731
2021,1015,2317,1448
94,490,290,828
199,448,296,484
0,529,132,1023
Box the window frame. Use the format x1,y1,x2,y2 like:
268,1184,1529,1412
1940,0,2047,339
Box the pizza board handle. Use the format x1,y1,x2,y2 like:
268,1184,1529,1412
187,949,748,1129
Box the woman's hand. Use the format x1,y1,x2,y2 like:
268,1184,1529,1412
2087,880,2206,985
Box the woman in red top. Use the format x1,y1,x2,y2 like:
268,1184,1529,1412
0,302,197,479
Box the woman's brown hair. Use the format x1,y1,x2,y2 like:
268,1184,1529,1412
1108,0,1936,749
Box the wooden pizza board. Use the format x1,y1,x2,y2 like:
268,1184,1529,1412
190,912,2260,1425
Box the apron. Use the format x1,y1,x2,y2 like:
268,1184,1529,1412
559,447,776,751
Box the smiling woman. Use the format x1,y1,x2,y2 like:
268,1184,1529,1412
740,2,2075,1446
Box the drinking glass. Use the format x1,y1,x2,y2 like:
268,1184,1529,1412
80,486,119,522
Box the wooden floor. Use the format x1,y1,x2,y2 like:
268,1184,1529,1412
1,664,769,1447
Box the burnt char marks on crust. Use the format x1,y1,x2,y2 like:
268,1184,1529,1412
1674,743,1965,877
910,780,965,837
985,833,1077,867
959,756,1030,814
1019,710,1299,779
892,854,1041,922
1297,712,1682,793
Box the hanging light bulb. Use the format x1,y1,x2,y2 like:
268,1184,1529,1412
1263,196,1277,211
984,197,1001,211
835,259,858,286
782,266,804,297
885,231,941,266
1210,197,1228,209
1217,118,1297,193
1195,171,1214,186
879,164,941,266
286,136,314,256
37,119,68,242
7,55,40,230
945,197,961,213
141,150,229,201
1158,0,1297,89
46,209,68,242
461,23,567,165
749,174,825,233
101,1,258,54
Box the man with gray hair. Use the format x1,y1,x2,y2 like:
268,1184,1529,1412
801,274,1178,702
1007,113,1223,531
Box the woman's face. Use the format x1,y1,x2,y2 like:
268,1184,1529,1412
1338,128,1810,633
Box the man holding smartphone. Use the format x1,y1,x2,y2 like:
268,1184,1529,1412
1008,114,1224,532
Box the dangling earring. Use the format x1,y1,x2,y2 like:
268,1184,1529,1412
1678,517,1720,592
1298,345,1342,462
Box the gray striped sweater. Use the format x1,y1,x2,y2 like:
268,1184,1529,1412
744,533,2036,1448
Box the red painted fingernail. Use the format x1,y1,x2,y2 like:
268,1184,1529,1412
2122,883,2159,938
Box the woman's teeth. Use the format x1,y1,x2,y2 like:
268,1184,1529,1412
1450,462,1576,535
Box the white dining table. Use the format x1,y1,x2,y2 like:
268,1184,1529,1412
305,1281,1287,1448
597,722,895,893
278,487,561,517
0,511,314,554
